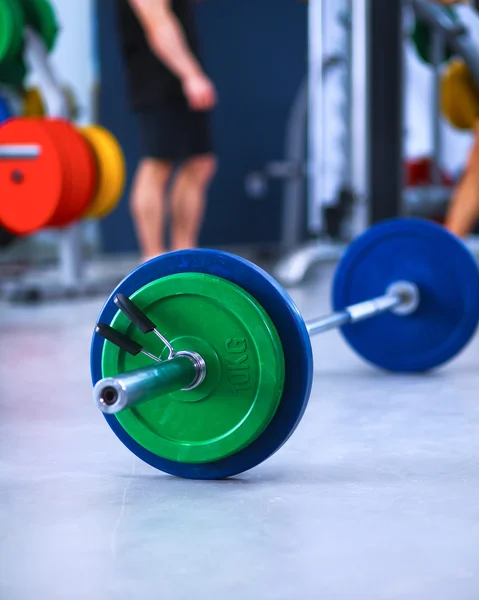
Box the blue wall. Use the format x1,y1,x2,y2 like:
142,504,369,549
96,0,307,253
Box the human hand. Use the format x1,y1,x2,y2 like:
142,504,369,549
182,72,217,111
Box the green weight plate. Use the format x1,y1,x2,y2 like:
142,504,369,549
6,0,25,60
19,0,59,52
13,0,25,48
101,273,286,464
0,57,27,88
411,7,457,65
0,0,23,63
0,0,14,63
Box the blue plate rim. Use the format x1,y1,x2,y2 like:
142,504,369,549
90,249,313,479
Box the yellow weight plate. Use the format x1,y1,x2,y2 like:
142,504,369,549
441,59,479,131
443,61,475,129
80,125,126,219
23,87,45,117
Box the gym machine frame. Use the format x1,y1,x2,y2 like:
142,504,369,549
272,0,367,287
273,0,479,288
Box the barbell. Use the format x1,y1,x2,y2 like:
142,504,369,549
0,117,126,235
90,218,479,480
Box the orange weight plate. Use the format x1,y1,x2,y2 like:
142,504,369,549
44,119,97,227
0,118,64,235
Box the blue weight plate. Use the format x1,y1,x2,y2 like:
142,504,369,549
333,218,479,372
91,250,313,480
0,95,12,124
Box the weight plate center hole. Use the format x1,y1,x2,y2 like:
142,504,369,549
11,170,24,184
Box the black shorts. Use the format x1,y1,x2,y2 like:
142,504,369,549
135,100,214,162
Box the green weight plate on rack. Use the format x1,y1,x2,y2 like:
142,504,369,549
19,0,59,52
411,7,457,66
101,272,286,464
0,0,24,63
8,0,26,57
0,56,27,88
0,0,15,63
6,0,25,60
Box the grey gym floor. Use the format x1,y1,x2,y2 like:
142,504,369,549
1,262,478,600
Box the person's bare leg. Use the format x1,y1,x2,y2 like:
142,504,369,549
170,154,217,250
445,125,479,238
130,158,173,261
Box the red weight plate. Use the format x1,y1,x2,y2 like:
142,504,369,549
0,118,64,235
44,119,97,227
406,158,454,187
40,119,76,227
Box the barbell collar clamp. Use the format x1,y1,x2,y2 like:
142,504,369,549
113,293,175,359
175,351,207,390
95,322,161,363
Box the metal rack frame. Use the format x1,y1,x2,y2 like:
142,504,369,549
0,29,111,301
